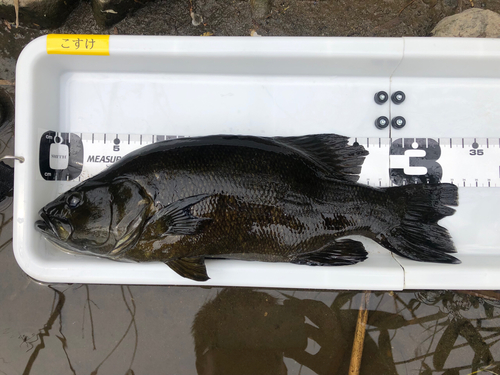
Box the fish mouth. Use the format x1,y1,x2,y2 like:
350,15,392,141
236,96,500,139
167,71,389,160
36,211,87,256
35,211,73,242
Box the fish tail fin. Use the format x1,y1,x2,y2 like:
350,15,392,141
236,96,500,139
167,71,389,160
376,183,460,264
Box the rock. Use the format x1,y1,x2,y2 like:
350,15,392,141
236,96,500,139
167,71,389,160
92,0,150,27
0,86,14,131
190,11,203,27
250,0,271,19
0,0,79,28
431,8,500,37
0,101,4,125
0,161,14,203
0,89,14,202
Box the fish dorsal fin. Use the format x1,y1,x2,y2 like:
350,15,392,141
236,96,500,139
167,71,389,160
166,257,210,281
275,134,368,182
143,194,211,238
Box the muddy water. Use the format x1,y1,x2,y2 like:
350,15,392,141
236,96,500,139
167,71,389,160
2,243,500,374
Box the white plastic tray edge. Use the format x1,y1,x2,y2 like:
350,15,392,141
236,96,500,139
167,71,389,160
13,35,500,290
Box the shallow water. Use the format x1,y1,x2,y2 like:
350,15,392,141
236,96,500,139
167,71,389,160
2,240,500,374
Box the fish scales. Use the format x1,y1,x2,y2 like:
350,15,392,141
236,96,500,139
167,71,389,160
35,134,459,281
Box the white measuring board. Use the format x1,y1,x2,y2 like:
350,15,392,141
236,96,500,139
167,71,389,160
38,130,500,190
15,36,500,289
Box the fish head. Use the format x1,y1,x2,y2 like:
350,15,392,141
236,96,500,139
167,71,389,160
35,178,154,259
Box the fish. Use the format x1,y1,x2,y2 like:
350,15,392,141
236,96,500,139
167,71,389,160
35,134,459,281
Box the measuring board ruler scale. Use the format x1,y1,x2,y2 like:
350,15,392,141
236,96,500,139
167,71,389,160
351,137,500,188
38,130,500,188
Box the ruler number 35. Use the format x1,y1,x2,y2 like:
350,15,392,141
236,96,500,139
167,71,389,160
470,142,483,156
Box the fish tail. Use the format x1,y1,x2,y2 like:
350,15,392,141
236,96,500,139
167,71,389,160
376,183,460,264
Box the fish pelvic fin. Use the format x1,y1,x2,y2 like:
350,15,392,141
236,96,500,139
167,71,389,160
275,134,368,182
144,194,212,237
291,239,368,266
377,183,460,264
166,257,210,281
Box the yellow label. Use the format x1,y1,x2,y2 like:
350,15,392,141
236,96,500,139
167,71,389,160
47,34,110,56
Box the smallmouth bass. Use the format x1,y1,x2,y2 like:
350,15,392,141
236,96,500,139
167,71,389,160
35,134,459,281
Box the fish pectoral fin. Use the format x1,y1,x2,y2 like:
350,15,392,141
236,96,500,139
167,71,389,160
166,257,210,281
145,194,212,236
291,239,368,266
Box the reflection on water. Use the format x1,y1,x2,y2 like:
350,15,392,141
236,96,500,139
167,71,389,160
2,260,500,375
192,289,500,375
1,88,500,375
192,289,345,375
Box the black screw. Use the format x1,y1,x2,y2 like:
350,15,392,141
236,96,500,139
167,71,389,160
375,116,389,129
391,91,406,105
392,116,406,129
374,91,388,105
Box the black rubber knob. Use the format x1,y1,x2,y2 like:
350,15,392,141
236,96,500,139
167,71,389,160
375,116,389,129
374,91,388,105
391,91,406,105
392,116,406,129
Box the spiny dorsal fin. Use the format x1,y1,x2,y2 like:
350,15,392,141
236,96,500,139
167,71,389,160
166,257,210,281
275,134,368,182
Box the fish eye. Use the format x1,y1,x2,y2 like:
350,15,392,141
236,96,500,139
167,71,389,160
66,193,82,209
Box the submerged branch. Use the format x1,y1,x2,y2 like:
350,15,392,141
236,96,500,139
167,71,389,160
122,286,138,371
90,286,138,375
22,287,65,375
83,285,98,350
348,291,371,375
395,330,500,366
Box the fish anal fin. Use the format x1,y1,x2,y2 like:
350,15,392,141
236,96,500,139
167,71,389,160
291,239,368,266
166,257,210,281
144,194,212,237
275,134,368,182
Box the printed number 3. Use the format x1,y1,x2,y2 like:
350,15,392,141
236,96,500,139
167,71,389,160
470,149,484,156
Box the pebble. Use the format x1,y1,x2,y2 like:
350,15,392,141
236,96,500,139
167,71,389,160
250,0,271,19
